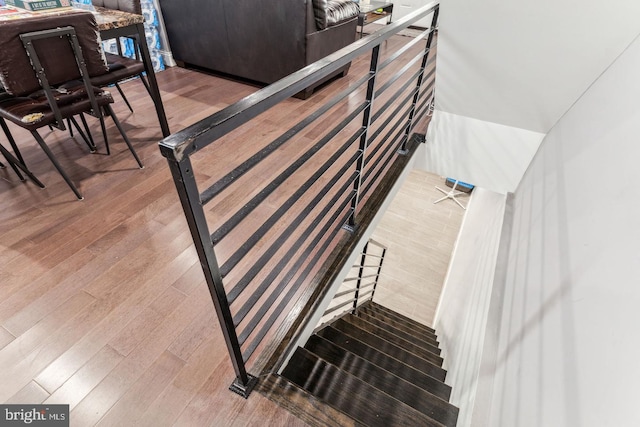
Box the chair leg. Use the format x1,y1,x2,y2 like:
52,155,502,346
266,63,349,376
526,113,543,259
114,83,134,113
0,142,45,188
79,113,95,150
68,116,96,153
67,118,74,138
31,130,82,200
139,74,152,98
98,111,111,156
0,146,24,181
0,118,25,165
104,104,143,169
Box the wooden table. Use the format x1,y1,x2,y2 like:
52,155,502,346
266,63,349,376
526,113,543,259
93,6,170,137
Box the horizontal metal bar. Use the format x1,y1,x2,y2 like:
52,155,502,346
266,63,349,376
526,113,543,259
220,126,365,277
367,87,416,151
358,264,384,268
371,71,421,126
240,200,354,358
414,88,435,119
236,191,355,345
364,103,414,171
359,281,377,289
372,56,435,120
199,72,371,205
343,273,379,282
211,103,367,245
366,238,388,250
378,27,431,71
374,50,424,99
362,131,409,198
159,2,439,162
324,298,357,316
358,289,375,300
232,171,359,326
224,130,363,292
333,288,359,299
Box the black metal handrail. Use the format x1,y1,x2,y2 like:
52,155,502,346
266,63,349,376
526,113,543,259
159,2,439,398
320,239,387,322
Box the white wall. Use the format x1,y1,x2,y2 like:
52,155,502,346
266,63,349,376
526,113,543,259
433,187,506,427
421,0,640,196
436,0,640,133
477,33,640,427
420,111,544,194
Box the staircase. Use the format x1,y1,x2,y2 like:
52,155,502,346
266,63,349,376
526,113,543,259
277,301,459,426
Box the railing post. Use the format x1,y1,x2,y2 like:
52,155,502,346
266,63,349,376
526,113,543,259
352,241,370,314
371,245,387,300
399,5,440,154
344,44,381,231
162,152,257,398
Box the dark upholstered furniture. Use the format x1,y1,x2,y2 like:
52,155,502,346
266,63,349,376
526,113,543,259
157,0,359,98
91,0,141,14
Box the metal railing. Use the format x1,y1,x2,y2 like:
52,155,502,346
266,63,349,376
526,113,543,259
318,239,387,326
159,2,439,397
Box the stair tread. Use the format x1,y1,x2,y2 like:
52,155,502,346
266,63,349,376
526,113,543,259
350,313,442,356
305,334,453,402
358,306,439,345
258,373,363,427
368,301,436,334
301,342,459,426
283,348,449,427
336,317,444,367
318,325,446,381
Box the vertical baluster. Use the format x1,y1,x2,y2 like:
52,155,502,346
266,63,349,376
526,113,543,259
399,5,440,153
344,44,381,231
372,245,387,300
162,153,256,398
352,241,370,314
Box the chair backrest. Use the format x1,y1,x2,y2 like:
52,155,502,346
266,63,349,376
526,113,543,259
0,11,108,96
19,25,104,128
91,0,141,15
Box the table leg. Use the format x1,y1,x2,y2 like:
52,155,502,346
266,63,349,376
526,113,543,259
134,22,170,137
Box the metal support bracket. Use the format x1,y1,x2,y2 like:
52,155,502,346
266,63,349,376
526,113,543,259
229,374,258,399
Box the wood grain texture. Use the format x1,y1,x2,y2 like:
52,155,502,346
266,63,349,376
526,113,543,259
305,334,451,401
341,314,444,363
0,29,439,426
284,348,444,427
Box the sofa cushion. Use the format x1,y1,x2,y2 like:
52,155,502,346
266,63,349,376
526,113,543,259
313,0,359,30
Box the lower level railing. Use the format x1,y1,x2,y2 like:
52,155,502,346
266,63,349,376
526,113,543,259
318,239,387,327
159,2,439,397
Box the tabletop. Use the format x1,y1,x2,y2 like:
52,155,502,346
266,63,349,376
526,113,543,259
0,5,143,31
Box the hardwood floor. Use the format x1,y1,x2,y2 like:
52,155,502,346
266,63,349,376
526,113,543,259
0,32,436,426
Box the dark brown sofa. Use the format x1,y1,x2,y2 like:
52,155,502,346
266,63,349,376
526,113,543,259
157,0,359,98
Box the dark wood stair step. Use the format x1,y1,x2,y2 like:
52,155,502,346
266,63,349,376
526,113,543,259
305,334,452,401
301,338,459,426
317,325,446,381
257,373,363,427
336,317,444,367
353,312,441,355
368,301,436,335
358,305,439,345
283,348,447,427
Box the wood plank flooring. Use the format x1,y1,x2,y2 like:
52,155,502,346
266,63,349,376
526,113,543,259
0,31,441,426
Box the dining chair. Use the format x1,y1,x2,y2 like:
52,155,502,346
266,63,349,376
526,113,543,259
0,124,45,189
0,12,143,200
